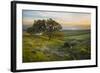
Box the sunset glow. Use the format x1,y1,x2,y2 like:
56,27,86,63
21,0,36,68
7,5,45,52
22,10,91,30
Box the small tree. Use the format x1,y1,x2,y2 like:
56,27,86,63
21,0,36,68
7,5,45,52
27,27,33,35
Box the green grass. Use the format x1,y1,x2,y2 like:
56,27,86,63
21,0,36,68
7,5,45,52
23,30,91,63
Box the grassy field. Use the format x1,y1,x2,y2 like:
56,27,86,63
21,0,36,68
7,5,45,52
22,30,91,63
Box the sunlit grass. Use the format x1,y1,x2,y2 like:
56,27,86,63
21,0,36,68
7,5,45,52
23,30,91,63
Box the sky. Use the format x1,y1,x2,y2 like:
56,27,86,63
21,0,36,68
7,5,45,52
22,10,91,30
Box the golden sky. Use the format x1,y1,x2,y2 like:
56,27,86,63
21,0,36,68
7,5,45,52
23,10,91,30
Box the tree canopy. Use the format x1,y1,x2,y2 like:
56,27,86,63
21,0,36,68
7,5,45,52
27,18,62,40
